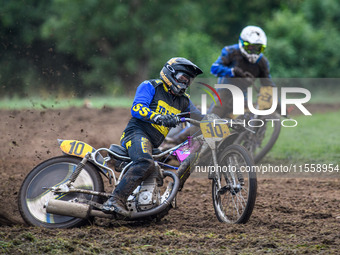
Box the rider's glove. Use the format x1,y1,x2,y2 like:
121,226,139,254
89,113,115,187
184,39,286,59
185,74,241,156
232,67,255,85
152,114,179,128
243,71,255,85
232,67,245,77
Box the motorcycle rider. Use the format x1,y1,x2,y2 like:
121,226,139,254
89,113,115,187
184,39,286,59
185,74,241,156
102,57,203,216
168,25,275,144
209,25,275,117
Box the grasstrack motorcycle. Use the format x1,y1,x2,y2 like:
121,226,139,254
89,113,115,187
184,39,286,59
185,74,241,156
18,114,257,228
234,85,281,163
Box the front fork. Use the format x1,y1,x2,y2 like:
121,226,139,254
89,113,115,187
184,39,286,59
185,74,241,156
210,148,222,191
210,149,243,194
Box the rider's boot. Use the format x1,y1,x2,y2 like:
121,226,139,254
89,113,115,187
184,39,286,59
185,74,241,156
102,159,156,217
102,181,135,217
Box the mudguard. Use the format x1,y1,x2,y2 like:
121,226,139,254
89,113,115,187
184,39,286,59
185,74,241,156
217,133,239,153
58,139,96,158
57,139,108,176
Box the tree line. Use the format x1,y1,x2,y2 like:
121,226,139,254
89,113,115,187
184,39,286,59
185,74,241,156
1,0,339,97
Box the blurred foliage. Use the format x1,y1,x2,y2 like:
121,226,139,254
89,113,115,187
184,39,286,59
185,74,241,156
0,0,340,97
265,0,340,78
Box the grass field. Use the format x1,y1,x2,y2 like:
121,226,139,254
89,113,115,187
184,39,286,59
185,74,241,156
266,110,340,164
1,84,340,110
0,96,338,164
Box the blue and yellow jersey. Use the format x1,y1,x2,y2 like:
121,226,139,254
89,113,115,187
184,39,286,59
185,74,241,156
122,79,202,148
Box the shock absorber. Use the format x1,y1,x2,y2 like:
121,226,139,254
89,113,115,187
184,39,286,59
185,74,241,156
67,153,90,187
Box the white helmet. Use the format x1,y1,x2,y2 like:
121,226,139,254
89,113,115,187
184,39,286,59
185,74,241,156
239,26,267,63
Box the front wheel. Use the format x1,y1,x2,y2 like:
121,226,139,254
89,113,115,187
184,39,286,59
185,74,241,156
212,144,257,224
18,156,104,228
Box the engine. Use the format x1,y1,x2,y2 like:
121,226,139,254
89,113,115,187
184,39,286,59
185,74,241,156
126,164,163,212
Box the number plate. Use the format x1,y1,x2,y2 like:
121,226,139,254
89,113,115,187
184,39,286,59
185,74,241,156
200,122,230,139
60,140,95,158
258,86,273,110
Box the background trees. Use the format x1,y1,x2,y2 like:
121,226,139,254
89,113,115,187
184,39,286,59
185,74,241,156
1,0,339,97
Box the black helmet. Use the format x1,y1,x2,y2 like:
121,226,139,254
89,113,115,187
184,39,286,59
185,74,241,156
160,57,203,96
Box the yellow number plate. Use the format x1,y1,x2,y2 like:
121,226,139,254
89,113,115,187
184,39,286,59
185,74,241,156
258,86,273,110
60,140,94,158
200,122,230,139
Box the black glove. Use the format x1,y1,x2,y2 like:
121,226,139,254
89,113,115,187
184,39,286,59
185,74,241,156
232,67,245,77
152,114,179,128
243,71,255,84
233,67,255,85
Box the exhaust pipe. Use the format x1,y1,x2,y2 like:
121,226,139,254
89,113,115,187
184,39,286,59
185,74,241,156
46,200,91,219
46,200,116,219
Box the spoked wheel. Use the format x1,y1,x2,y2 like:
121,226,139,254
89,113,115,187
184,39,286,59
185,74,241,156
212,144,257,224
18,156,104,228
235,113,281,163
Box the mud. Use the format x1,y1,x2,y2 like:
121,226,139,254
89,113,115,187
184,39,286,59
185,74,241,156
0,104,339,254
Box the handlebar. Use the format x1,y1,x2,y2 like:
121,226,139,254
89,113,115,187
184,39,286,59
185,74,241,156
178,116,255,133
179,117,201,126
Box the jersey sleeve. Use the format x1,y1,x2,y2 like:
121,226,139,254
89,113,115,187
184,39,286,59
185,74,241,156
259,56,276,87
184,100,204,120
131,81,158,122
211,47,234,77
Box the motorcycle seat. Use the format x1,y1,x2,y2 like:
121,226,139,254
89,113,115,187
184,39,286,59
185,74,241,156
109,144,163,157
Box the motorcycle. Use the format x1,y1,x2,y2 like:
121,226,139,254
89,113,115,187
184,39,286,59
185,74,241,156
18,114,257,228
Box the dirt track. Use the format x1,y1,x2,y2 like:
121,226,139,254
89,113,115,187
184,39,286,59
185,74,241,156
0,105,339,254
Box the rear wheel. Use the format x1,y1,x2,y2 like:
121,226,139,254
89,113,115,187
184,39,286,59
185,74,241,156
18,156,104,228
212,144,257,224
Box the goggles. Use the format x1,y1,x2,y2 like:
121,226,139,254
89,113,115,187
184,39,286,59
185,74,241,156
175,72,193,87
242,40,266,54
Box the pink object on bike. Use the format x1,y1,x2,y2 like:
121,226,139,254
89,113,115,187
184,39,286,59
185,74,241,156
174,147,190,162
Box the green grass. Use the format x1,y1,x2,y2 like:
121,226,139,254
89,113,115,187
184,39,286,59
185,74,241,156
267,110,340,164
308,89,340,104
0,96,134,109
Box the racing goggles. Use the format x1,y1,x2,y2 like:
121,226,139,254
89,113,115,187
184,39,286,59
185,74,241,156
175,72,193,87
242,40,266,54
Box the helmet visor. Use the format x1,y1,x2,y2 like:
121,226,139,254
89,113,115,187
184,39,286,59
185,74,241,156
243,41,266,54
175,72,193,87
